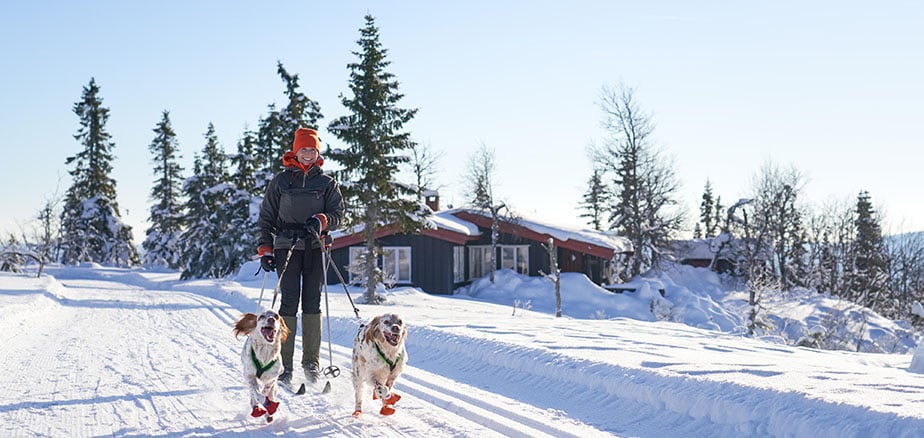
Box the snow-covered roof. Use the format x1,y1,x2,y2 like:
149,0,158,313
449,208,633,254
673,239,717,260
330,208,631,256
431,210,480,236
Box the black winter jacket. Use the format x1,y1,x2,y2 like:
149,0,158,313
256,164,344,251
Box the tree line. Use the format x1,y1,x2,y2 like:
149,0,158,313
2,15,921,326
578,84,924,328
1,15,432,304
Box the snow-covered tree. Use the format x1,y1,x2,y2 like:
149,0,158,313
142,110,185,268
749,161,807,289
888,230,924,326
579,167,611,232
595,83,685,279
0,234,24,273
327,15,431,303
254,62,323,187
804,199,854,295
59,78,138,266
179,124,235,279
223,130,261,271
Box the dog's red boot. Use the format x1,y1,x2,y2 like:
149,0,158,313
385,393,401,405
380,404,396,416
250,405,267,418
373,392,401,404
352,409,363,417
263,397,279,415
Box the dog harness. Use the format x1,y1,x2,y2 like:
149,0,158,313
374,342,403,372
250,347,278,378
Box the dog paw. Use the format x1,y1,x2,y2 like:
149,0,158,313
380,405,396,416
263,397,279,415
250,405,267,418
352,409,363,417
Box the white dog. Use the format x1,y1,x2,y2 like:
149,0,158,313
233,310,290,422
352,313,408,417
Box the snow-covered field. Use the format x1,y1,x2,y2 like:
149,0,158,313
2,263,924,437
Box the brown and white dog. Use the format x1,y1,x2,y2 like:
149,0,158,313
233,310,289,422
352,313,408,417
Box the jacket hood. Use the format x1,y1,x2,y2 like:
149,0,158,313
282,151,324,173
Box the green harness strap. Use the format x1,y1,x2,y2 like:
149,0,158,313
250,346,278,378
374,342,403,371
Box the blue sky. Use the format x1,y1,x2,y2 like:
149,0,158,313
2,1,922,244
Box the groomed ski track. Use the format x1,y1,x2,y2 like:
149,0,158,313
1,267,923,437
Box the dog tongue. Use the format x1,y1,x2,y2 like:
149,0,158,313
261,327,275,341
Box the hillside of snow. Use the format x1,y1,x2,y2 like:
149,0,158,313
455,265,918,354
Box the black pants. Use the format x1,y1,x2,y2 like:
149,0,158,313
275,247,323,317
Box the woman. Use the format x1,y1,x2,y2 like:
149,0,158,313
256,127,344,385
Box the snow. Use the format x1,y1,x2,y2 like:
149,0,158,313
2,263,924,437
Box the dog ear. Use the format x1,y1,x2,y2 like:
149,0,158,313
233,313,258,339
278,315,290,343
363,315,381,344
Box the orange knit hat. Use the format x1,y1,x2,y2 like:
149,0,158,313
293,128,320,152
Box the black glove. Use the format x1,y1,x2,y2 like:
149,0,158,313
260,255,276,272
305,216,322,236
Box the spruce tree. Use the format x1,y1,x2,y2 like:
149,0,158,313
254,62,323,187
223,130,260,272
142,110,186,268
179,124,235,279
59,78,138,266
700,180,715,237
327,15,430,303
579,167,611,231
848,191,891,314
254,104,283,185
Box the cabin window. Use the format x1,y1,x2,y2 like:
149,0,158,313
468,245,493,279
500,245,529,275
382,246,412,284
347,246,411,284
347,246,367,284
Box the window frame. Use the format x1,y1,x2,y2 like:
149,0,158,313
500,244,530,275
382,246,412,284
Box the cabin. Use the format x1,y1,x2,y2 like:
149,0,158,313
327,206,633,295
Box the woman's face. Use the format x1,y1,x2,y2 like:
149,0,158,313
296,147,319,166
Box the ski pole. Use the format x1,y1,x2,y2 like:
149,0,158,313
322,245,362,320
310,230,339,394
271,237,300,310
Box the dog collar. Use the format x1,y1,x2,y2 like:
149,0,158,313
250,346,278,378
374,342,403,371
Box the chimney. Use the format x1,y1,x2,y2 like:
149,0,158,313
423,190,439,211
